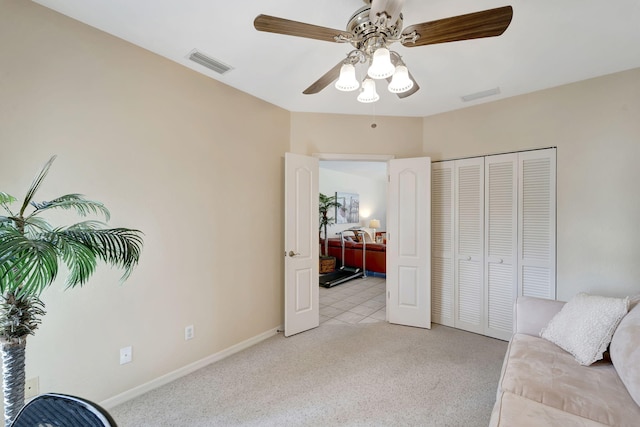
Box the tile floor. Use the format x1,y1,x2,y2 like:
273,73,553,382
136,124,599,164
319,276,387,325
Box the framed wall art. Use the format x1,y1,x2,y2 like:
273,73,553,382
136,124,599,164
335,192,359,224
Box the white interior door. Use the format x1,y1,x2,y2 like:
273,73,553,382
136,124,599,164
518,148,556,300
454,157,485,334
284,153,319,337
431,162,455,327
387,157,431,328
484,154,518,340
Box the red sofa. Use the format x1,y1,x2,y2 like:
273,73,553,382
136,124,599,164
323,238,386,274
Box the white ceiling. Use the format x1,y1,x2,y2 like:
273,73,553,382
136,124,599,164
33,0,640,118
320,160,387,181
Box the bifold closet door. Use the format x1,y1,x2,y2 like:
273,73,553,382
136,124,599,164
454,158,485,334
431,162,454,327
484,154,518,340
518,149,556,300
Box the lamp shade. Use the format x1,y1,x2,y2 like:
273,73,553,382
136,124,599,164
367,48,395,79
388,65,414,93
369,219,380,229
335,63,359,92
357,78,380,103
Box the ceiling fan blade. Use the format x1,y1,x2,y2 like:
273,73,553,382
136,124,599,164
401,5,513,47
303,61,344,95
369,0,405,25
254,15,348,43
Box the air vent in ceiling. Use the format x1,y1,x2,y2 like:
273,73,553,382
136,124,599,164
461,87,501,102
188,49,233,75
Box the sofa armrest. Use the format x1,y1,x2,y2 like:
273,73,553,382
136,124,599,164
514,296,566,336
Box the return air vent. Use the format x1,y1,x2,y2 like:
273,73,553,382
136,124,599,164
461,87,501,102
188,49,233,75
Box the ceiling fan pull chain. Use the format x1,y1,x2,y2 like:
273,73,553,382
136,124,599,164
371,103,377,129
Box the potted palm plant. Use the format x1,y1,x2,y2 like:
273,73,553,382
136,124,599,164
319,193,341,273
0,156,143,426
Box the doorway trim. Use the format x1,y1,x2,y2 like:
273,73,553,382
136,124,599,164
313,153,395,162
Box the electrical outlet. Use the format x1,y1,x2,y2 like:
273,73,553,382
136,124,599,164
185,325,194,340
25,377,39,399
119,346,132,365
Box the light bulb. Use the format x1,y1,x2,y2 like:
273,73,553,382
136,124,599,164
357,78,380,103
367,48,395,79
334,64,359,92
388,65,414,93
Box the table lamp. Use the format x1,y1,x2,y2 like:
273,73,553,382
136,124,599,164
368,219,380,239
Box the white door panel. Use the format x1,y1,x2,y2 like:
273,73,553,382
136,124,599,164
431,163,454,326
518,149,556,300
387,158,431,329
454,158,484,334
485,154,518,340
284,153,319,337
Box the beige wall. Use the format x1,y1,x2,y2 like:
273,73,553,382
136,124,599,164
290,112,423,157
423,68,640,301
1,0,290,404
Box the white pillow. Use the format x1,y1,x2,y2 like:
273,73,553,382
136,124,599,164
540,292,629,366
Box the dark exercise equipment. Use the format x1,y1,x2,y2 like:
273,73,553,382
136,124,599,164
319,229,366,288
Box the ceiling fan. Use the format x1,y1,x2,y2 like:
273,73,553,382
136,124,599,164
254,0,513,103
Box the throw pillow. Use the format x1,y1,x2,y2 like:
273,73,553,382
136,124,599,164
610,301,640,406
540,292,629,366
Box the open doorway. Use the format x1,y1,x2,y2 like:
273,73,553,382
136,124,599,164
318,158,388,325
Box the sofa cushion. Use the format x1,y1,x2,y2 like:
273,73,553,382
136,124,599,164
610,302,640,407
540,293,628,365
498,333,640,426
490,391,608,427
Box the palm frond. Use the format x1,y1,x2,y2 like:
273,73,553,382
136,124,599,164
0,229,59,297
41,230,97,287
29,194,111,221
19,156,57,217
53,227,143,286
67,220,107,230
0,192,16,215
22,216,53,236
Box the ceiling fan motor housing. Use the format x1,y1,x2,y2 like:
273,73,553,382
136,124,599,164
346,6,403,56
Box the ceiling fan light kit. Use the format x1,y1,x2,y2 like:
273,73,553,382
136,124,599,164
367,47,395,79
335,64,360,92
388,65,414,93
254,0,513,105
357,78,380,103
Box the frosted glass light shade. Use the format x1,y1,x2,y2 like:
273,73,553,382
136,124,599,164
388,65,414,93
334,64,359,92
357,78,379,103
367,48,395,79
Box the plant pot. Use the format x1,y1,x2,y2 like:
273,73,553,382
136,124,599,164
319,256,336,274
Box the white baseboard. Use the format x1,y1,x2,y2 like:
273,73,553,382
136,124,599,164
100,326,282,409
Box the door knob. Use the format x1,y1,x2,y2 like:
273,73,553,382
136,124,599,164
288,251,300,257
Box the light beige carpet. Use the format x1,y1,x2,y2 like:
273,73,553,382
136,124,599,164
111,323,508,426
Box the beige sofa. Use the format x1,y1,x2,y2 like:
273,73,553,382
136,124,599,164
490,296,640,426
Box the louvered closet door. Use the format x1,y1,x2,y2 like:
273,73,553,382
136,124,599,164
484,154,518,340
431,162,454,327
518,149,556,299
454,158,484,334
